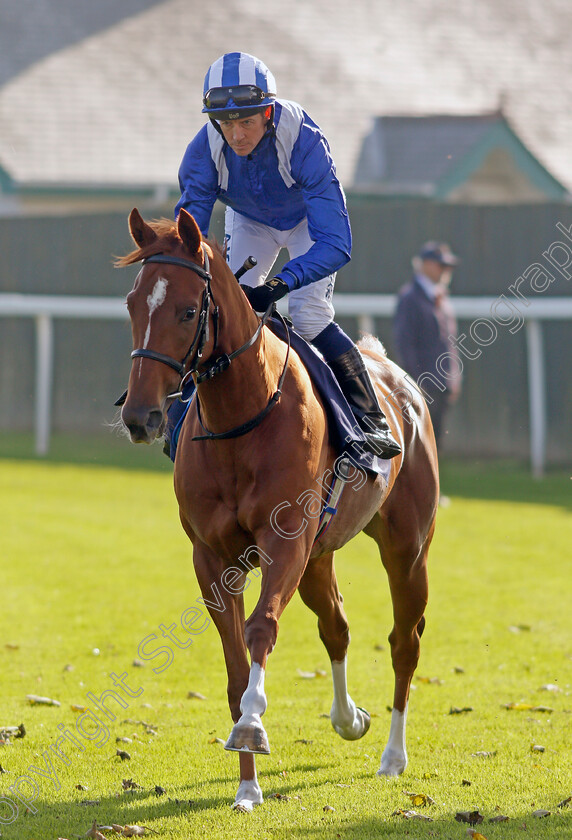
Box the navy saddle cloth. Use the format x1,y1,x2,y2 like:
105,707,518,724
165,318,388,478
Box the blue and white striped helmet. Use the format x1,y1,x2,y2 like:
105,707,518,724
202,52,277,119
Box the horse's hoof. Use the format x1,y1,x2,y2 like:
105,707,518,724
225,720,270,754
233,802,253,813
357,707,371,737
377,747,407,776
332,706,371,741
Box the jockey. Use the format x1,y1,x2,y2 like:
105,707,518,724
176,52,400,458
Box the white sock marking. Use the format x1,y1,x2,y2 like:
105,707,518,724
240,663,267,719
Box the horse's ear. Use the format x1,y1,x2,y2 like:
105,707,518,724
128,208,157,248
177,208,202,256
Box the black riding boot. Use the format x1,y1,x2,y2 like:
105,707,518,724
329,347,401,459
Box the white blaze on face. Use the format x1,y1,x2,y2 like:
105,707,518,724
143,277,168,349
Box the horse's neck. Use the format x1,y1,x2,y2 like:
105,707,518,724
197,294,282,434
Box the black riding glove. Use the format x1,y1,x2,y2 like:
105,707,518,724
241,277,289,312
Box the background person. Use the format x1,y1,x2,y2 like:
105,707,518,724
175,51,400,459
393,241,462,453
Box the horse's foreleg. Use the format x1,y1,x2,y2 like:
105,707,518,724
191,541,263,811
226,532,312,759
225,659,270,755
298,554,370,741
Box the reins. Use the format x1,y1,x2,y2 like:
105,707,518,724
192,310,290,441
122,246,290,441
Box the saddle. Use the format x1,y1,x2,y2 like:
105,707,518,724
163,318,388,479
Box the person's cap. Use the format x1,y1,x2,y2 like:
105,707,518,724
419,241,459,266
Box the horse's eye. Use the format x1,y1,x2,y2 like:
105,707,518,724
183,308,196,322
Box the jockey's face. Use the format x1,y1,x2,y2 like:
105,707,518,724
218,113,268,156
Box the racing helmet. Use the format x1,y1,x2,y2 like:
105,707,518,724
202,52,276,121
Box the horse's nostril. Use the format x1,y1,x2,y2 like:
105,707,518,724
123,406,164,443
147,409,164,433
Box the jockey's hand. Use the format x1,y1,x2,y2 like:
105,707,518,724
241,277,289,312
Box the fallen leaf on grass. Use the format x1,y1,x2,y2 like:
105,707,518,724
297,669,327,679
26,694,60,706
531,744,545,752
187,691,207,700
471,751,496,758
508,624,531,633
489,814,509,823
111,824,155,836
323,804,335,812
558,796,572,808
122,778,140,790
466,830,488,839
208,737,225,745
455,810,484,825
540,683,561,692
268,792,289,801
532,809,551,818
294,738,313,744
503,703,553,713
403,791,435,806
115,750,131,761
85,820,108,839
416,676,443,685
450,706,473,715
392,808,433,821
0,724,25,740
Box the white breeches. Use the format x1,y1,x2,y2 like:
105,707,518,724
224,207,335,341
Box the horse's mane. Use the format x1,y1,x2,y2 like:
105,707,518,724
114,217,223,267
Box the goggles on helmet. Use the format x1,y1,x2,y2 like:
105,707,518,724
203,84,275,111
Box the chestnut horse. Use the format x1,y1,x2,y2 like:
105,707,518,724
118,208,438,811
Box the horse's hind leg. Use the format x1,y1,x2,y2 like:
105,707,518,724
298,553,370,741
366,513,431,776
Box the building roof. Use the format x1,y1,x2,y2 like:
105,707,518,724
353,113,567,199
1,0,572,197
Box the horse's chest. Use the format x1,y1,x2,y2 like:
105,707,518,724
175,462,252,553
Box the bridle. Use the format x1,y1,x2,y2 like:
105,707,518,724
131,248,218,390
119,246,290,441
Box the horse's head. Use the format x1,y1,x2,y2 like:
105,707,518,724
117,208,240,444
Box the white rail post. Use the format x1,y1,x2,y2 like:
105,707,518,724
357,314,375,336
35,313,54,456
526,318,547,479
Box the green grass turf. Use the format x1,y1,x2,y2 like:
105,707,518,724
0,445,571,839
